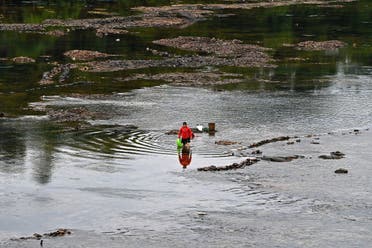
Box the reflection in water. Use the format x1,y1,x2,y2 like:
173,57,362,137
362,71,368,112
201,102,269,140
0,122,26,173
0,120,60,184
24,123,59,184
28,136,55,185
177,145,192,169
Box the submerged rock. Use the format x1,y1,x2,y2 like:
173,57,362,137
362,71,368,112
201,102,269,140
47,107,98,123
261,155,303,162
11,56,35,64
215,140,240,145
13,229,71,241
249,136,291,148
296,40,347,51
152,36,274,68
335,168,348,174
39,64,75,85
44,228,72,237
64,50,116,61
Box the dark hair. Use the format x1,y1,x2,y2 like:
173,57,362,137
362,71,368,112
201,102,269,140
183,122,187,125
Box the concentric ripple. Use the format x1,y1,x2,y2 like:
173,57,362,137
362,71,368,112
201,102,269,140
55,127,231,160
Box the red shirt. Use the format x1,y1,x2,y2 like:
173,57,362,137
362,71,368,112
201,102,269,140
178,126,193,139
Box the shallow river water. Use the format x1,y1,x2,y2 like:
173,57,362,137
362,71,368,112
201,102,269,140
0,1,372,247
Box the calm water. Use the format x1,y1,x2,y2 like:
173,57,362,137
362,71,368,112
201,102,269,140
0,1,372,247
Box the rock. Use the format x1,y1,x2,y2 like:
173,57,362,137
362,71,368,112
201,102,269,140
152,36,274,68
39,63,75,85
165,130,179,135
249,136,291,148
47,107,98,123
251,149,262,154
0,112,4,117
319,151,345,159
296,40,347,51
331,151,345,157
198,158,258,171
261,155,302,162
44,228,71,237
120,72,244,86
33,233,42,240
11,56,35,64
96,28,128,37
64,50,116,61
215,140,240,145
335,168,348,174
45,29,66,37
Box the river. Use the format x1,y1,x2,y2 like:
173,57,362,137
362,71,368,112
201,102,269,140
0,0,371,247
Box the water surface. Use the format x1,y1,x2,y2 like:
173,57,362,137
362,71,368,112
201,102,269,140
0,1,372,247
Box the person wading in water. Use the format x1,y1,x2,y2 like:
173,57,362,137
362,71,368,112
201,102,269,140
178,122,194,146
177,122,194,169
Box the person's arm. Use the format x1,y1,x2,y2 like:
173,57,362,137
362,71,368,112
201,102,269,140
189,128,194,139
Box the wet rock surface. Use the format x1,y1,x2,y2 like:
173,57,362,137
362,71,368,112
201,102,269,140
215,140,240,145
249,136,291,148
197,157,258,171
13,229,71,241
64,50,117,61
153,36,271,57
335,168,348,174
119,72,244,86
296,40,347,51
39,63,75,85
11,56,36,64
153,36,274,68
80,52,274,73
261,155,304,162
319,151,345,159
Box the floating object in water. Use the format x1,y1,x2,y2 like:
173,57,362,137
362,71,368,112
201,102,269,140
196,124,203,132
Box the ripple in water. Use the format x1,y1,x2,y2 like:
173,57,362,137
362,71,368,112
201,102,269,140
56,127,231,160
